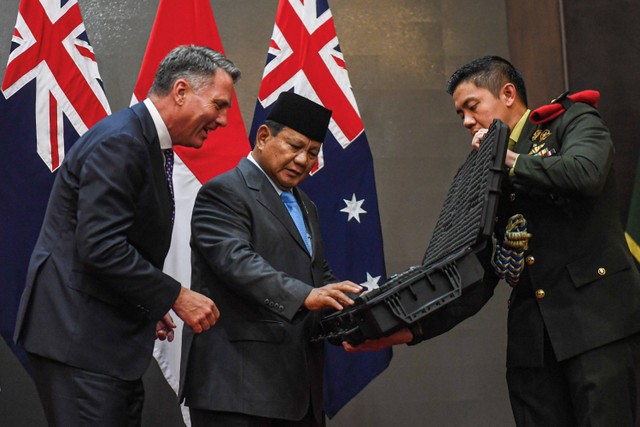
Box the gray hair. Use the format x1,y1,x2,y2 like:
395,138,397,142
149,45,241,96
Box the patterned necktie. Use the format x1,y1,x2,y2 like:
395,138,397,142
280,190,312,254
163,148,175,224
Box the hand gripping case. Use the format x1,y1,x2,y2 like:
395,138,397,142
315,119,510,345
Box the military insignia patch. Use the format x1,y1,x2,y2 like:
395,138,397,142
531,128,552,142
529,143,544,155
539,129,551,142
537,148,556,157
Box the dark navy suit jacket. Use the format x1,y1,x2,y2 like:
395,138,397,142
14,102,181,380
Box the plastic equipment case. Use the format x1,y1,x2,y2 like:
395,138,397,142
315,119,510,346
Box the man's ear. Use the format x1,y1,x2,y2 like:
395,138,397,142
501,82,517,107
255,125,271,150
172,79,189,106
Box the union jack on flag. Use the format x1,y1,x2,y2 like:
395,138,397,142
250,0,391,418
0,0,110,364
251,0,364,174
2,0,110,171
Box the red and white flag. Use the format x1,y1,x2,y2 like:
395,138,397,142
130,0,250,405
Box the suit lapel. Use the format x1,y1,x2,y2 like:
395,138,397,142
131,102,173,227
238,158,311,257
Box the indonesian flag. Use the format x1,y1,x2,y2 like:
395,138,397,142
130,0,250,410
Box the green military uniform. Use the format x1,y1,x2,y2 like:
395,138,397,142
412,95,640,425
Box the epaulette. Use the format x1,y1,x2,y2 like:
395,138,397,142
529,90,600,124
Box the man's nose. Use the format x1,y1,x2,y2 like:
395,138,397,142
463,114,475,129
293,150,309,165
215,109,229,128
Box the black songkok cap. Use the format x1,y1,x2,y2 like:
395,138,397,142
266,92,332,142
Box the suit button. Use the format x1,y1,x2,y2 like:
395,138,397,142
278,305,284,311
510,193,516,202
507,298,511,308
535,289,545,299
526,255,535,266
597,267,606,276
269,302,275,308
265,299,271,305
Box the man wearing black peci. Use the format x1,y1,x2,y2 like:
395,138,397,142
181,92,362,426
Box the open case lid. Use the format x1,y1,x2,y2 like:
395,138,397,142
423,118,509,267
314,119,510,345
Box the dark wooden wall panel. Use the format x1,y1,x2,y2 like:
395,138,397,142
506,0,565,109
563,0,640,220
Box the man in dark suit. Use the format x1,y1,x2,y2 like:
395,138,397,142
180,92,362,427
13,45,239,426
345,56,640,426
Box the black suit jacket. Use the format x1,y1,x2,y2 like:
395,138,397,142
180,158,334,422
14,102,182,380
412,102,640,368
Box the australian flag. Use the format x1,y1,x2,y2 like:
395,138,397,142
249,0,392,418
0,0,110,363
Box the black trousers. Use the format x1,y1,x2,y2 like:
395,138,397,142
189,406,325,427
507,332,640,427
27,353,145,427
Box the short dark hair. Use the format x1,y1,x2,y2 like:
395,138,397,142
149,45,241,97
446,55,528,107
263,120,286,136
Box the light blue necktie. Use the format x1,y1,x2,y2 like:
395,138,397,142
280,190,312,254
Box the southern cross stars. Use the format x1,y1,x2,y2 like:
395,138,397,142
340,193,366,222
361,272,381,290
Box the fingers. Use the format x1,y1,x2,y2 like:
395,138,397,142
342,328,414,352
155,315,176,342
159,328,175,342
304,282,363,311
471,128,488,151
325,281,363,308
319,289,349,311
191,299,219,334
162,313,176,329
342,341,357,352
173,288,220,334
210,303,221,322
191,320,207,334
330,281,363,294
195,304,220,333
342,339,387,352
156,328,168,341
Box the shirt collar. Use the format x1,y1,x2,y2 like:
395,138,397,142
509,109,531,149
247,152,284,196
143,98,172,150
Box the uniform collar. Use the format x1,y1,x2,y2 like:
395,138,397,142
509,109,531,149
